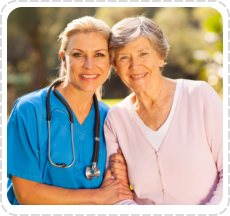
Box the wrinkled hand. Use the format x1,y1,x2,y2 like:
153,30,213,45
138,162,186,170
110,149,129,184
98,169,133,205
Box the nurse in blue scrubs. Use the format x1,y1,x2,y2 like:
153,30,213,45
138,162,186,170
7,16,133,205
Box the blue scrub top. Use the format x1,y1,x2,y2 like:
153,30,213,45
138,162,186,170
7,87,110,205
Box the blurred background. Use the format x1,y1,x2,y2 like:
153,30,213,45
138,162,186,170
7,7,223,116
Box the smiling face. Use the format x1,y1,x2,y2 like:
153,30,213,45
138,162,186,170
115,36,164,93
60,32,110,94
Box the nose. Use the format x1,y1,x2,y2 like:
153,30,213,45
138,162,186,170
129,57,139,70
83,57,94,69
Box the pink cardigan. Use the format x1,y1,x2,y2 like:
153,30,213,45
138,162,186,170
104,79,223,205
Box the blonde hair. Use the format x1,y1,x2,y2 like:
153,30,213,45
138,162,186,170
109,16,170,71
58,16,111,99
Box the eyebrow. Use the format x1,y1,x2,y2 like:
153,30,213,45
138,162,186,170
117,53,129,56
117,48,150,55
138,48,149,52
71,48,83,52
71,48,108,52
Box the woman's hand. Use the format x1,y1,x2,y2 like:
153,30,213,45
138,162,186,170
97,169,133,205
110,149,129,184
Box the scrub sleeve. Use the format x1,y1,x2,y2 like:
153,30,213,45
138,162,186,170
7,99,43,182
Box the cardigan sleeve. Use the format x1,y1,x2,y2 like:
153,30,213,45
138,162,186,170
201,82,223,205
104,115,138,205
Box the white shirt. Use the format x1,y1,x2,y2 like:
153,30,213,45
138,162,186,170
131,79,181,151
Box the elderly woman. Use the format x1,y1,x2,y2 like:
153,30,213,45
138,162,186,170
7,16,132,205
105,16,223,205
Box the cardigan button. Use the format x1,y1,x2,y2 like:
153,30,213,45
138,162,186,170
155,151,158,157
158,170,162,175
162,189,165,194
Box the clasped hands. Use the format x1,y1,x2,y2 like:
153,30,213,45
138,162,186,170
99,149,134,204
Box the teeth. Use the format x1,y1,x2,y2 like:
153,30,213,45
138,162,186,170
131,73,147,78
81,74,98,78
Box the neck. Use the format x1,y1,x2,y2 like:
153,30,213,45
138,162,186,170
56,81,94,117
133,75,165,109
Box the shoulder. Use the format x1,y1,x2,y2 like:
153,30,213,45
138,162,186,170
181,79,222,108
98,100,110,112
182,79,208,91
11,87,48,117
181,79,218,98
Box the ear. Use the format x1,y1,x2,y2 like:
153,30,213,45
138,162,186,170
159,60,164,68
59,51,67,70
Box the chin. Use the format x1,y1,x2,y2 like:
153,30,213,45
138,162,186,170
75,82,98,93
82,87,98,94
130,85,148,93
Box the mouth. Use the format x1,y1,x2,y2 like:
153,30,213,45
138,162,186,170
78,74,99,82
130,72,148,79
80,74,99,79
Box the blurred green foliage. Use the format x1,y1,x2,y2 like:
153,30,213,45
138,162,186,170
7,7,223,116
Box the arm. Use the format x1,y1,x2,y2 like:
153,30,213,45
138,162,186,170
104,116,137,205
201,83,223,205
12,175,99,205
12,169,133,205
8,100,133,205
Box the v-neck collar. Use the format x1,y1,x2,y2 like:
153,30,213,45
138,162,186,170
128,79,183,152
53,89,95,129
132,79,181,134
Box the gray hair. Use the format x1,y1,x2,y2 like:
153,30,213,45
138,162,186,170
109,16,170,70
57,16,111,99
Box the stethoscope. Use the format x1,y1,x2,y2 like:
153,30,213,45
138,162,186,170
46,78,101,180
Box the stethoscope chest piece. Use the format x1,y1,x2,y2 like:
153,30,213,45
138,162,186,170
86,162,100,180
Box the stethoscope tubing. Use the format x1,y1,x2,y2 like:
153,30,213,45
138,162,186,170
46,78,74,123
92,94,100,164
48,121,76,168
46,78,100,171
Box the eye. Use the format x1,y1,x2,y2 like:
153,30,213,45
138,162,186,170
73,52,83,57
140,52,147,56
95,53,105,57
120,56,128,60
